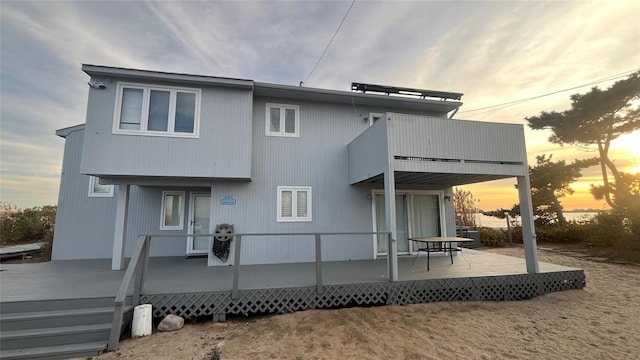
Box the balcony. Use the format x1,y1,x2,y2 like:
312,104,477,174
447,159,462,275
348,113,529,186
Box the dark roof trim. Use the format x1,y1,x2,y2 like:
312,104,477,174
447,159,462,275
254,82,463,113
351,82,463,101
82,64,254,90
81,64,463,113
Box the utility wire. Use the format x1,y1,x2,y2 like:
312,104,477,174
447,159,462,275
302,0,356,85
458,68,640,115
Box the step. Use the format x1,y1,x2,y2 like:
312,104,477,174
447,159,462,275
0,297,116,314
0,323,111,350
0,341,106,360
0,307,115,331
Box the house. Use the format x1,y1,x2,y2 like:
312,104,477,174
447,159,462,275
53,64,540,279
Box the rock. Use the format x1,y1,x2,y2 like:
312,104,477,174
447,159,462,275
157,314,184,332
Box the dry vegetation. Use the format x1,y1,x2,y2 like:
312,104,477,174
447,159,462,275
94,246,640,360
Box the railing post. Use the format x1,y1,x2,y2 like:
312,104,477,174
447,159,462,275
315,233,324,294
232,235,241,300
132,236,148,305
387,233,394,282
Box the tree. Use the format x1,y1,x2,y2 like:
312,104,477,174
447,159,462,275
525,71,640,235
453,188,479,227
483,155,594,226
529,155,597,226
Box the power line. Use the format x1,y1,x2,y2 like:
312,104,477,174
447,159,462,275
458,68,640,115
302,0,356,85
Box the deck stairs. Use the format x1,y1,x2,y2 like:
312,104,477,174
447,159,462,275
0,297,130,360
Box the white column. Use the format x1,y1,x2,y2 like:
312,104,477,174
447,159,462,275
384,170,398,281
518,175,539,273
112,184,130,270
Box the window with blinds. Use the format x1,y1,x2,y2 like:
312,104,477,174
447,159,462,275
277,186,311,222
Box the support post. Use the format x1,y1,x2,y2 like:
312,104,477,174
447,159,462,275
232,235,241,300
112,184,130,270
315,233,324,294
384,170,398,281
518,175,539,273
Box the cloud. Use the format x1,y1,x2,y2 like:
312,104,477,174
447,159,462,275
1,0,638,209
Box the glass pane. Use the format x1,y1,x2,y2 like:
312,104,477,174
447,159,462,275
375,194,387,254
411,195,441,238
270,107,280,132
148,90,170,131
192,195,211,251
284,108,296,134
396,195,409,252
281,190,292,217
119,88,143,130
175,92,196,133
92,177,111,194
374,194,410,253
164,194,182,227
296,190,307,217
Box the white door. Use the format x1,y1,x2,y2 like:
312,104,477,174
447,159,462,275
187,193,211,255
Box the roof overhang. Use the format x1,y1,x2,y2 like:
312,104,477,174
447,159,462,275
356,171,515,187
82,64,254,90
55,124,85,138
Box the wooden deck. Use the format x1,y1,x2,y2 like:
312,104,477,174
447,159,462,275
0,249,584,308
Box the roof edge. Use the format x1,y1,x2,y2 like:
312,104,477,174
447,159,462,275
82,64,255,90
55,124,85,138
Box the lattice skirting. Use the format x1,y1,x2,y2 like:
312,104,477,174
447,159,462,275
141,270,585,319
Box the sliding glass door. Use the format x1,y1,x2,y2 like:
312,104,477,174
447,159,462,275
375,192,443,256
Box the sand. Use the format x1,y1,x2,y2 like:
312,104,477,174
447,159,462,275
95,247,640,360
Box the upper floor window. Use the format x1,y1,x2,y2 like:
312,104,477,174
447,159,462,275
265,103,299,137
88,176,114,197
114,83,200,138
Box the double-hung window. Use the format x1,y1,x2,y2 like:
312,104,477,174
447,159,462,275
265,103,299,137
161,191,185,230
277,186,311,222
88,176,114,197
114,83,200,137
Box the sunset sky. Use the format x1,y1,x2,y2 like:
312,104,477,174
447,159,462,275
1,1,639,211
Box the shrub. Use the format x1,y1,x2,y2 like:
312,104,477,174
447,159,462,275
478,227,507,247
0,203,56,246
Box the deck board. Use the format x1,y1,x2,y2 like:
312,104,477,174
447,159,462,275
0,249,580,303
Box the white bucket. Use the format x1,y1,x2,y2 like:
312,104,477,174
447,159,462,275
131,304,152,338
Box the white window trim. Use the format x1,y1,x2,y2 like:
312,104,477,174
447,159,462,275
113,82,201,138
265,103,300,137
160,191,185,230
369,112,384,126
88,176,114,197
277,186,312,222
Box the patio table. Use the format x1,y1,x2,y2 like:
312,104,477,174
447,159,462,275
408,236,474,271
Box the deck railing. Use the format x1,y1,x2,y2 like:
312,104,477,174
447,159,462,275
108,231,392,351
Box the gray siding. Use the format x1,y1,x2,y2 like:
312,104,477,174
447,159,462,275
52,129,117,260
388,113,527,163
56,93,487,263
80,77,253,179
347,116,390,184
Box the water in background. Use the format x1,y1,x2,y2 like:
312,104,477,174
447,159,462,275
475,212,597,229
